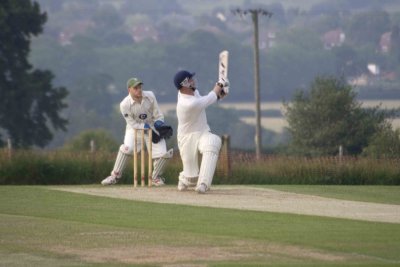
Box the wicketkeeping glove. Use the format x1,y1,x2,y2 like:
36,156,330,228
156,125,173,139
151,125,173,144
151,130,161,143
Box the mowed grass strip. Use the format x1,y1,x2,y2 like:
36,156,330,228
261,185,400,205
0,186,399,266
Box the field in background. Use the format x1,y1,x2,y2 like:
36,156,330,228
0,185,399,266
160,100,400,133
177,0,400,19
178,0,339,15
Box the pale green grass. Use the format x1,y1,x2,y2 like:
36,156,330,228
239,116,288,132
263,185,400,205
0,186,399,266
177,0,324,15
178,0,400,15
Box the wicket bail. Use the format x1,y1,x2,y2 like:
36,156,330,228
133,129,152,187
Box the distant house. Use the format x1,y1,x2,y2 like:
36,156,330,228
349,62,397,87
321,29,345,49
380,32,391,53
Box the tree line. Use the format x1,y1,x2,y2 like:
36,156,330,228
1,0,399,157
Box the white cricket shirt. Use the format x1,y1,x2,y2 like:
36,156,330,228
120,91,164,131
176,89,218,138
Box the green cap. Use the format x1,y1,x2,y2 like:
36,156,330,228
127,77,143,88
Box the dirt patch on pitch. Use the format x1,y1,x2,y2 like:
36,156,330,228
49,240,351,265
52,185,400,223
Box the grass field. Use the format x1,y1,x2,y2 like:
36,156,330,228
261,185,400,205
178,0,325,15
1,185,399,266
178,0,400,15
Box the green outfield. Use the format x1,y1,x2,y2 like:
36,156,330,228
259,185,400,205
0,186,399,266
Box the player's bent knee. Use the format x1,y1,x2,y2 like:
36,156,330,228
119,144,133,155
200,134,221,154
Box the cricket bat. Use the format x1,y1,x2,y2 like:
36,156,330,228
218,50,229,95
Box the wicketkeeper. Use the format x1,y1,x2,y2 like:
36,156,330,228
174,70,229,193
101,77,173,186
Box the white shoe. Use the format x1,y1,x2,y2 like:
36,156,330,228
177,180,188,191
152,177,165,186
101,175,118,185
195,183,207,194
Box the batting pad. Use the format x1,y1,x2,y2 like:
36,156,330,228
152,149,173,179
196,133,221,188
111,145,132,178
199,133,221,154
197,152,219,188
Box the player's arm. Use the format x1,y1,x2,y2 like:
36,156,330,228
190,83,226,111
194,89,218,109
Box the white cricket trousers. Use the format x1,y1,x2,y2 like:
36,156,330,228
178,131,221,178
124,129,167,158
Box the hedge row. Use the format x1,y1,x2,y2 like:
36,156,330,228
1,150,399,185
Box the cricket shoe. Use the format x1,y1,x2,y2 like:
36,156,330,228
195,183,208,194
152,177,165,186
177,180,188,191
101,175,118,185
178,177,198,191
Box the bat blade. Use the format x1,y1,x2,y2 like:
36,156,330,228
219,50,229,81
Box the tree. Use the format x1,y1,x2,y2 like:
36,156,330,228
0,0,68,148
70,73,116,116
266,43,335,99
63,129,118,152
363,125,400,158
331,45,364,77
120,0,182,17
390,25,400,67
309,1,344,17
284,76,387,156
346,10,391,46
88,4,132,47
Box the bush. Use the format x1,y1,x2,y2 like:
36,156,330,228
63,129,119,152
363,126,400,158
212,153,400,185
1,150,399,185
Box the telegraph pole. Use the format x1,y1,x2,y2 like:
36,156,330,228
232,8,272,160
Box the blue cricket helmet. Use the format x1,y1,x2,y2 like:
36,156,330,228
174,70,195,89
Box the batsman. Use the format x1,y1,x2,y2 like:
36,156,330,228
174,65,229,193
101,77,173,186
